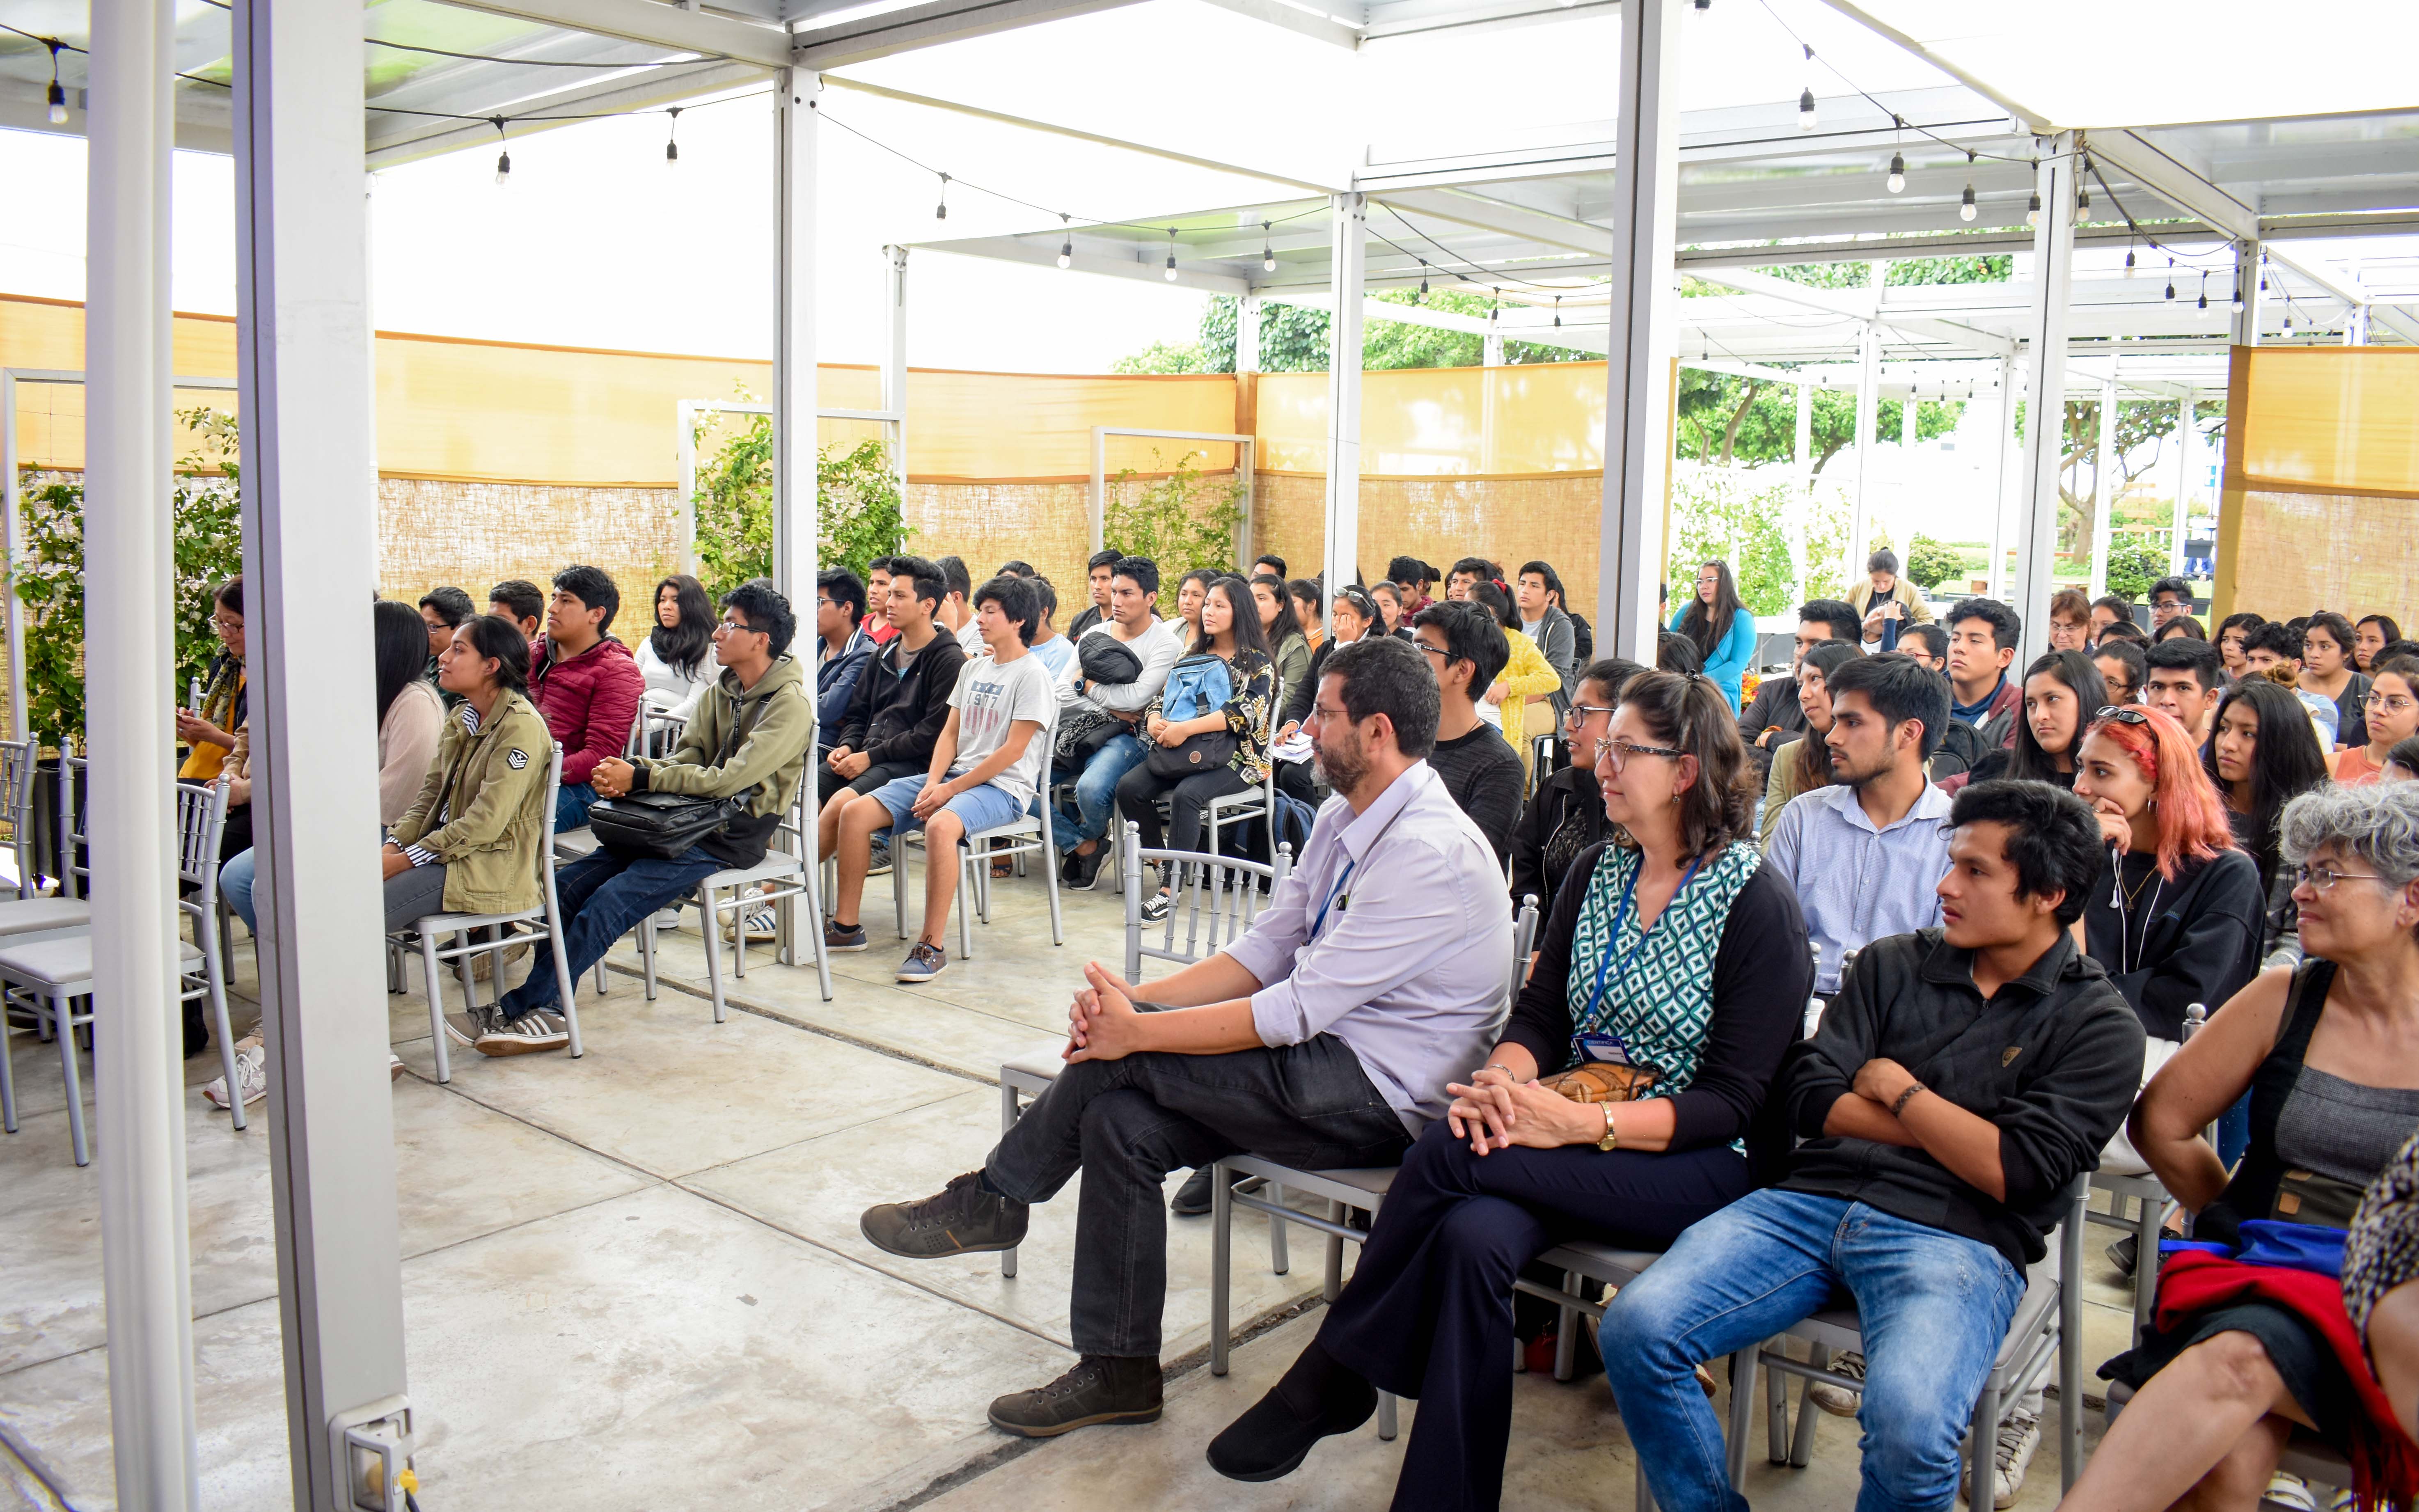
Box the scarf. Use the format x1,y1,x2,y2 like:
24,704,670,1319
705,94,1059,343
1563,840,1760,1100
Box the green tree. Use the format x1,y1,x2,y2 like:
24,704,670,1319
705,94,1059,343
1673,371,1961,474
1903,533,1963,591
1666,471,1799,617
690,405,912,602
1103,449,1245,573
1116,291,1586,374
2103,535,2167,603
2014,397,2226,558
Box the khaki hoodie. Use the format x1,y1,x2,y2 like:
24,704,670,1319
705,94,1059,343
387,690,554,915
630,653,813,868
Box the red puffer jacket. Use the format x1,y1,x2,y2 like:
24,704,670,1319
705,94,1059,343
527,635,646,788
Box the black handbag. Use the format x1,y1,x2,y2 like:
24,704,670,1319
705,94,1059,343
1145,727,1238,779
584,695,759,860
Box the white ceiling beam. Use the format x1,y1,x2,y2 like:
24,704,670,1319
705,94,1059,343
1193,0,1362,49
1810,0,2054,131
1688,264,2020,359
1367,187,1608,259
795,0,1146,69
2265,247,2419,346
365,60,766,166
430,0,793,67
2084,129,2260,241
924,237,1249,296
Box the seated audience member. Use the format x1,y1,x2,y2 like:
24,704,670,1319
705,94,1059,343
813,568,875,754
527,565,646,833
1168,566,1217,652
1945,597,2023,740
1445,557,1501,602
1739,599,1862,776
177,576,247,793
1508,657,1644,911
1766,654,1954,1003
2155,615,2208,644
2148,575,2195,631
1760,641,1861,845
2245,621,2342,747
1253,552,1289,580
1513,561,1578,697
2091,594,2137,644
825,577,1055,982
1025,577,1075,679
1054,557,1179,888
1965,651,2107,791
1274,585,1378,807
1068,549,1120,639
2079,782,2419,1512
2336,655,2419,786
2095,636,2147,707
817,557,968,864
2219,612,2266,684
635,573,721,723
1601,780,2143,1512
382,617,557,1037
859,636,1510,1436
1370,580,1410,639
935,554,980,655
1118,575,1277,920
2072,704,2265,1168
2346,1129,2419,1446
995,559,1037,579
417,584,475,694
1470,580,1565,789
1897,621,1947,675
2101,618,2151,651
1384,556,1436,616
2391,738,2419,784
487,579,545,641
2355,614,2405,676
1656,631,1705,677
2144,636,2225,749
1411,600,1525,867
2207,678,2333,968
861,557,899,645
2302,610,2373,750
1253,572,1312,696
1670,559,1757,713
1851,549,1933,647
2048,587,2093,653
474,582,814,1054
1208,669,1809,1502
1289,579,1325,652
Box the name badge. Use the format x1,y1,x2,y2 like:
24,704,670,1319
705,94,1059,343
1575,1032,1636,1067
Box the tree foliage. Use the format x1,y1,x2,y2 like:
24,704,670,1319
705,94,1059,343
1666,470,1799,618
1102,449,1245,574
1673,372,1960,474
1903,533,1964,591
2015,397,2227,557
691,404,912,603
2103,535,2167,603
1116,291,1586,374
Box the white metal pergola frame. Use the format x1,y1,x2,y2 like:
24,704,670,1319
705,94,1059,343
1088,426,1258,568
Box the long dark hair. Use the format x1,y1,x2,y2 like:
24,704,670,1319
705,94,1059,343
1196,575,1274,664
1469,580,1523,634
1250,572,1303,650
459,614,532,695
373,600,429,725
2202,677,2329,881
1790,641,1862,794
2007,651,2106,783
649,574,715,678
1677,559,1742,657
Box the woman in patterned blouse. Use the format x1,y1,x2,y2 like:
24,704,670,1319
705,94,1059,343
1207,669,1812,1505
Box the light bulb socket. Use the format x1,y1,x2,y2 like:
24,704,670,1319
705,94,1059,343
665,140,679,165
1057,239,1072,270
2197,293,2208,309
47,80,67,123
2025,190,2041,226
2165,282,2176,300
1164,250,1177,280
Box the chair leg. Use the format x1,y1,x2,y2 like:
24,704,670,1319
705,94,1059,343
640,913,658,1002
1210,1159,1234,1376
1767,1343,1792,1465
1000,1082,1022,1279
893,837,912,940
1376,1391,1397,1442
801,859,832,1004
1268,1180,1289,1276
58,998,87,1166
1787,1352,1823,1467
1725,1345,1761,1492
1970,1376,2004,1512
419,931,451,1084
1553,1271,1579,1382
1,1013,16,1134
1322,1199,1345,1301
546,914,582,1060
957,843,974,962
1634,1455,1658,1512
205,953,243,1132
1042,833,1064,948
2132,1193,2162,1342
701,886,729,1023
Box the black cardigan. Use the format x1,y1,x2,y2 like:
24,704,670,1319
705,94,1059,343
1507,764,1609,913
2082,846,2266,1040
1499,842,1810,1164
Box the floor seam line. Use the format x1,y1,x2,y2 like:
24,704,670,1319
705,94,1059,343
594,959,1006,1088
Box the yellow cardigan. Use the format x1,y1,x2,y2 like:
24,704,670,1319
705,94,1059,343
1495,628,1562,705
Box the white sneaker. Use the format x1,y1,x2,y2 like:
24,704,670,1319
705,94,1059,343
650,907,682,930
389,1053,405,1082
2263,1473,2319,1512
1805,1349,1863,1416
1963,1409,2039,1510
724,908,778,943
203,1039,268,1110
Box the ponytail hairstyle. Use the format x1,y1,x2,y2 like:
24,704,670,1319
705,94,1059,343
1608,669,1754,859
2084,703,2236,880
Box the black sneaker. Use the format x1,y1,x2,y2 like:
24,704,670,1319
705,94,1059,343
2106,1232,2139,1278
1206,1341,1375,1481
988,1355,1163,1438
861,1171,1029,1258
1141,889,1173,923
1066,843,1107,891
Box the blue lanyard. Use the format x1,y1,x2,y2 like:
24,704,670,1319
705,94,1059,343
1311,859,1358,939
1581,854,1704,1028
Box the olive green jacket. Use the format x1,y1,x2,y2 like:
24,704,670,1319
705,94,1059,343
388,691,553,916
631,653,813,867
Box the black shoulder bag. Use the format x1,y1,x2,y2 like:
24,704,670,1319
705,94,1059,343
585,695,762,860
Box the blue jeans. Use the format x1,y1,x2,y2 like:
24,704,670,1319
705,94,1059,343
554,780,597,833
220,847,259,930
1054,731,1148,850
497,842,722,1019
1600,1189,2025,1512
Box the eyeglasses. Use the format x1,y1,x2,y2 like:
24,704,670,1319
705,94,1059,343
2094,706,2150,726
1416,642,1450,661
2366,689,2417,715
2295,863,2387,893
715,618,763,637
1563,702,1617,729
1592,737,1686,769
212,615,242,634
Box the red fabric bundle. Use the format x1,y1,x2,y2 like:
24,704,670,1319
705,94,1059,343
2156,1251,2419,1510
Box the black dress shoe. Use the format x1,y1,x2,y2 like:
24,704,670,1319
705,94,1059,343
989,1355,1162,1437
1171,1165,1263,1216
1206,1341,1376,1482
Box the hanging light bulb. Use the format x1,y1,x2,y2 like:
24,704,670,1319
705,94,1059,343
2075,183,2089,215
1798,87,1817,132
1553,296,1562,328
1417,263,1429,303
2230,279,2245,314
2025,190,2041,227
1959,182,1977,221
1057,213,1073,270
664,107,681,168
2124,245,2137,278
935,172,949,221
1164,227,1178,282
1261,220,1276,274
1886,151,1905,194
490,117,511,186
2164,257,2175,300
2197,272,2208,310
45,40,65,124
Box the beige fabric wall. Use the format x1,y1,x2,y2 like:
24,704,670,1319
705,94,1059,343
1251,471,1605,623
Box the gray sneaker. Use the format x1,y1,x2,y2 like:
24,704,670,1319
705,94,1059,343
1806,1349,1863,1417
474,1008,569,1057
1962,1409,2039,1509
867,835,893,877
896,941,946,983
442,1004,502,1048
861,1171,1029,1258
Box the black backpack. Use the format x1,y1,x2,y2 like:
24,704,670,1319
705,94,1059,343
1569,612,1594,663
1928,719,1991,781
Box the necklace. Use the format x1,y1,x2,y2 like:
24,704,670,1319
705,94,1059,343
2122,857,2160,908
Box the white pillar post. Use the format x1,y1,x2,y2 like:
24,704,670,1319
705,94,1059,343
2168,394,2194,577
2087,376,2118,601
1235,293,1261,376
1896,376,1917,563
87,2,196,1505
1789,379,1812,605
233,4,412,1505
1319,193,1365,597
772,69,820,604
1482,328,1504,369
2013,137,2078,662
1988,356,2018,600
2232,238,2263,348
884,243,908,505
1846,322,1878,582
1596,0,1685,660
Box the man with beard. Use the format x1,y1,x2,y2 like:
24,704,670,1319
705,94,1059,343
857,635,1512,1441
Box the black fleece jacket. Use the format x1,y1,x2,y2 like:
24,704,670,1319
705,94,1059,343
833,630,968,773
2081,847,2266,1041
1507,764,1610,913
1778,928,2146,1270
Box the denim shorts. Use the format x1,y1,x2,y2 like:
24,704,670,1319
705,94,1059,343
868,774,1028,838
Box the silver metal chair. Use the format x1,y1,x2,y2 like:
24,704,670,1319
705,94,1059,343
892,701,1064,961
634,767,832,1015
398,742,581,1084
1200,674,1280,861
2086,1000,2211,1340
552,706,654,993
0,736,88,947
0,778,241,1163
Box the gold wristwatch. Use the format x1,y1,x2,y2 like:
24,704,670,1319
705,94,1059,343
1596,1106,1619,1152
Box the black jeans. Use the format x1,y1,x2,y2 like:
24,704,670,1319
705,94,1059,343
1317,1120,1757,1512
983,1035,1411,1358
1115,762,1252,858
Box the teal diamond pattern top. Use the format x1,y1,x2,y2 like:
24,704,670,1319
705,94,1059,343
1563,839,1763,1100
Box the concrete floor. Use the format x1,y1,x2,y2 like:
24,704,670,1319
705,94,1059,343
0,860,2131,1512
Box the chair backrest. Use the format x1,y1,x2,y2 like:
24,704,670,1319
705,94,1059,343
0,737,35,900
173,780,230,926
643,707,689,759
622,703,649,758
537,741,566,890
1122,820,1291,980
59,746,89,902
1510,893,1540,1006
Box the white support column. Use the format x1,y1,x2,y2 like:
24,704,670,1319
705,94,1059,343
772,69,820,604
1895,377,1917,561
884,243,908,504
2168,394,2194,577
1482,328,1504,369
1789,380,1812,605
2087,377,2118,601
1988,357,2018,600
1235,293,1261,376
2232,239,2263,348
233,4,411,1506
1846,323,1878,581
87,2,196,1506
2013,137,2078,662
1596,0,1684,659
1319,193,1365,597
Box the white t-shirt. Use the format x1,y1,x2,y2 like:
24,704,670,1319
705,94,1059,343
946,651,1057,808
955,618,986,657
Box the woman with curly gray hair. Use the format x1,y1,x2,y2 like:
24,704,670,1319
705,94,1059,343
2071,781,2419,1510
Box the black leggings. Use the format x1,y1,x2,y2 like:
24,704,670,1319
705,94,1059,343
1115,762,1251,861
